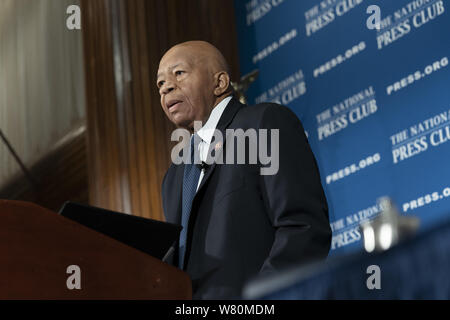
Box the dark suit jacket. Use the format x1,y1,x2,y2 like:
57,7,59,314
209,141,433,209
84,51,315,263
162,97,331,299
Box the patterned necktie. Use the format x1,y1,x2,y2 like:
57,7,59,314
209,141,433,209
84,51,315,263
178,134,202,269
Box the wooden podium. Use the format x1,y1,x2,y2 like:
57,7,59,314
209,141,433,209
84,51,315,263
0,200,192,299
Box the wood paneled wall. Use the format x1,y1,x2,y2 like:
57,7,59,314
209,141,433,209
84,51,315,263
0,0,88,212
81,0,240,220
0,0,86,190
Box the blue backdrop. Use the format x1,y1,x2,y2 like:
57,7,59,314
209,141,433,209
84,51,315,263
233,0,450,255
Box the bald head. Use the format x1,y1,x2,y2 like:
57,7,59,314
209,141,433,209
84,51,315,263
157,41,233,130
167,41,231,76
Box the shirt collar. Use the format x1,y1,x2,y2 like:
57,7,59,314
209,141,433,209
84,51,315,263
196,96,232,145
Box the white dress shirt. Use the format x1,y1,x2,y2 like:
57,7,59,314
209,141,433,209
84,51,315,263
195,96,233,191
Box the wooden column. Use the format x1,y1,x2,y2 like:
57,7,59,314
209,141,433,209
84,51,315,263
81,0,240,220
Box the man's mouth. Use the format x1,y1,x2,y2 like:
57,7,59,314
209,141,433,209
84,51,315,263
167,100,182,111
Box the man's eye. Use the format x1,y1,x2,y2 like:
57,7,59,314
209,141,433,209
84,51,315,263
158,81,165,88
175,70,184,76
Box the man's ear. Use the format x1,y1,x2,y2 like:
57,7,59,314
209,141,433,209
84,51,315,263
214,72,231,96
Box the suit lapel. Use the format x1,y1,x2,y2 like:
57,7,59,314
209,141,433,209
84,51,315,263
195,97,244,195
165,96,243,227
180,97,244,269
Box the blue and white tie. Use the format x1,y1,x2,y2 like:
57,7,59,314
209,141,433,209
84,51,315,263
178,134,202,269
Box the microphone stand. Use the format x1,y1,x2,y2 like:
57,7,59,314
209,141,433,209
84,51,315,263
0,128,38,191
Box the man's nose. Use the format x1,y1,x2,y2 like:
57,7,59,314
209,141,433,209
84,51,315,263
161,81,176,95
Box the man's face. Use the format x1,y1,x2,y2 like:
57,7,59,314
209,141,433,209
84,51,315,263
157,47,216,130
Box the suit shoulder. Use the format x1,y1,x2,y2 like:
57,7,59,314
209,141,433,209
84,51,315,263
240,102,298,118
236,102,302,128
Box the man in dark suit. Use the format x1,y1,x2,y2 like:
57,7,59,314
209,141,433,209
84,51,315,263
157,41,331,299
